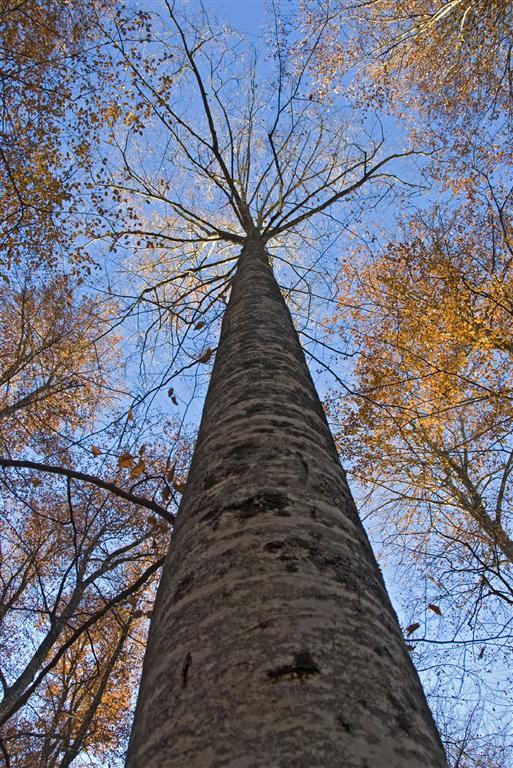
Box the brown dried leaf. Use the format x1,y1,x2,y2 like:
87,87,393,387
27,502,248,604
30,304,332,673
406,622,420,636
118,452,134,469
130,459,146,478
428,604,442,616
91,445,102,457
197,347,213,364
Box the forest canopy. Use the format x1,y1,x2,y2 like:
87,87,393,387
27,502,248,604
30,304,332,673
0,1,511,766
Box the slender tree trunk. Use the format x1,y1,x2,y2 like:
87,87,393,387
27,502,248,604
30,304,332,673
59,622,130,768
126,236,447,767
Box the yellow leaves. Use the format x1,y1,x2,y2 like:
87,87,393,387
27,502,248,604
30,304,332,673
104,103,122,126
335,206,513,458
0,275,117,451
307,0,512,122
124,111,138,126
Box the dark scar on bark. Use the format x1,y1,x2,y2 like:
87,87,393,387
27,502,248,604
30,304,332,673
200,491,290,527
266,650,320,682
181,652,192,688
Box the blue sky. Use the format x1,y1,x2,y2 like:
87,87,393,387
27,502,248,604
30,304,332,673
200,0,267,33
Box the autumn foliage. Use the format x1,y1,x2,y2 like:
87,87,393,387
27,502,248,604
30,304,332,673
329,184,513,763
0,0,512,765
0,3,185,765
306,0,513,119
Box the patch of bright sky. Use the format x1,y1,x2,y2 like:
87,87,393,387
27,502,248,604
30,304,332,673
204,0,267,34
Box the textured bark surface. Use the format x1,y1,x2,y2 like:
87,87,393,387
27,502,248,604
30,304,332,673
126,237,447,767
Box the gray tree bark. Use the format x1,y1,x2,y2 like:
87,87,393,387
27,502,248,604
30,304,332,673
126,236,447,767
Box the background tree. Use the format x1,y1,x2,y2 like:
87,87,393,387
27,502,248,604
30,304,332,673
303,0,513,120
0,4,192,763
0,271,113,453
0,0,114,275
0,423,190,766
328,173,513,763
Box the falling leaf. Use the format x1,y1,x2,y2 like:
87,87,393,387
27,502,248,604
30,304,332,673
31,477,42,487
166,462,176,483
198,347,213,364
118,452,134,469
127,408,134,421
131,459,146,478
161,487,171,501
428,604,442,616
194,320,205,330
91,445,102,457
406,622,420,636
478,647,485,659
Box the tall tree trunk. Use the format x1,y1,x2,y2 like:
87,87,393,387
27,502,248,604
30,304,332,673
126,236,447,767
